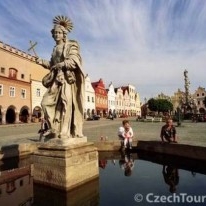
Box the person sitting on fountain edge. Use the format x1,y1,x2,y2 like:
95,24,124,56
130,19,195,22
160,118,178,143
38,118,49,142
118,120,134,149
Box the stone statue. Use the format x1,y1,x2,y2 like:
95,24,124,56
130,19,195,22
37,15,85,139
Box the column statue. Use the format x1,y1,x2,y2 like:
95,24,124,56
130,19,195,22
184,69,190,105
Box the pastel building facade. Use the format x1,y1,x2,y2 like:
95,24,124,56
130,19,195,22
192,87,206,113
121,84,141,116
31,80,47,121
128,84,137,116
135,92,141,116
0,41,48,124
0,40,143,124
92,78,108,117
107,82,116,115
85,74,95,118
115,87,124,116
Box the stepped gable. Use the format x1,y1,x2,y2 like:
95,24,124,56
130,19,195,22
91,78,105,89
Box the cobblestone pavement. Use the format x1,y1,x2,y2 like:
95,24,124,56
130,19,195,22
0,118,206,147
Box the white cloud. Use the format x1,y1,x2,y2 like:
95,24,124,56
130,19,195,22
0,0,206,101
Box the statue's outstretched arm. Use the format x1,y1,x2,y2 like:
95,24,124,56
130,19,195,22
36,58,50,69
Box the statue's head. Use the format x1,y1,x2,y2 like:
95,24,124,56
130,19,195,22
51,25,68,42
51,15,73,42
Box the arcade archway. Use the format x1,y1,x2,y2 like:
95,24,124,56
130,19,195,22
32,106,42,118
20,106,29,123
6,106,16,124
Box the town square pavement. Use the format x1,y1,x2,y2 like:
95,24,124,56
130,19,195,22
0,117,206,147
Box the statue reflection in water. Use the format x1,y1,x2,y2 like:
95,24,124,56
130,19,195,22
119,151,135,177
162,165,179,193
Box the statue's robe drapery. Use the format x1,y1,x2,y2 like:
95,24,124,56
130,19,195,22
41,40,85,138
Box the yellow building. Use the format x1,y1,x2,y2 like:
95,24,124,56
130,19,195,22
192,86,206,113
171,89,185,112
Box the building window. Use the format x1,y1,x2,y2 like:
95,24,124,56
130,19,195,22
9,86,15,97
21,89,26,99
20,180,24,187
0,84,3,96
21,74,25,79
36,88,41,97
92,97,94,103
198,101,200,105
202,93,205,96
9,68,18,79
1,67,5,74
87,96,90,102
197,93,199,97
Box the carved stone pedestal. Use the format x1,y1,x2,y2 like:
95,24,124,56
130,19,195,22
32,142,99,191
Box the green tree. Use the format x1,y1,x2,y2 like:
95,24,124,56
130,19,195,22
148,98,173,113
158,99,173,113
148,98,158,112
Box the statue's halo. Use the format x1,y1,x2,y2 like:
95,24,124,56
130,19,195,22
53,15,73,32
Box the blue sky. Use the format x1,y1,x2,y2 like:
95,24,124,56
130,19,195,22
0,0,206,102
